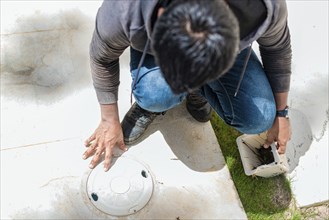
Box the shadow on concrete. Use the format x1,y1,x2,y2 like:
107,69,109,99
285,109,313,173
126,105,313,174
126,102,226,172
289,73,328,142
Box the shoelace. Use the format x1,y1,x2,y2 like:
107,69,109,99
131,104,154,118
187,92,207,105
130,104,163,121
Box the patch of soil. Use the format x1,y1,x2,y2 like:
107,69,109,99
257,146,275,165
271,177,292,210
301,201,329,219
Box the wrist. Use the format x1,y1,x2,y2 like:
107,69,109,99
276,105,289,119
274,92,289,111
100,103,120,123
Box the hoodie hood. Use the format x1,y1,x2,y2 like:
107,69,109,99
141,1,158,41
140,0,276,52
239,0,274,51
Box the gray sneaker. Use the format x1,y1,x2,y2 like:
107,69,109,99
186,92,212,122
121,103,164,145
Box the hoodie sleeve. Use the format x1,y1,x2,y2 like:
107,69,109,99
89,5,129,104
257,1,292,93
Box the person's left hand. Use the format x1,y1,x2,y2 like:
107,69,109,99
264,117,291,154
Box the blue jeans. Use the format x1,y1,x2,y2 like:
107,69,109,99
130,47,275,134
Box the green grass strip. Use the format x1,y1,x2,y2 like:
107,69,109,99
210,113,297,220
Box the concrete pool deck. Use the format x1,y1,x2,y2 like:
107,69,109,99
1,0,328,218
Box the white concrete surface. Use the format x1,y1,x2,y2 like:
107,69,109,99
286,1,329,207
1,1,246,219
1,103,247,219
251,1,329,206
1,1,328,218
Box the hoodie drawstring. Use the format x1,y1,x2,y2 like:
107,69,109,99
130,40,252,104
234,44,253,97
130,39,151,105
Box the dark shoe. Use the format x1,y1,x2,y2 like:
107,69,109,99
121,103,164,145
186,92,212,122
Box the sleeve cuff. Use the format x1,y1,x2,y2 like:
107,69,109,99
95,90,118,104
269,74,291,93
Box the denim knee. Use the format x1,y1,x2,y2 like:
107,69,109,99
236,101,276,134
132,68,185,112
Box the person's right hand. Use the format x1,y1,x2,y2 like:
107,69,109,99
83,118,127,172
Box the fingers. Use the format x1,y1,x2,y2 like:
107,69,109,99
264,138,287,154
277,144,286,154
82,141,97,159
89,139,104,169
103,147,113,172
83,127,127,172
264,134,275,149
83,140,125,172
277,139,288,154
118,140,128,152
85,133,96,147
83,142,107,169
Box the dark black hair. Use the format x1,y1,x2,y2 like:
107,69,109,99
158,0,173,8
152,0,239,94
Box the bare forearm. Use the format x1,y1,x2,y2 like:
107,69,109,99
100,103,120,123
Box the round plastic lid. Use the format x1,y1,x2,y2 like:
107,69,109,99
86,156,154,216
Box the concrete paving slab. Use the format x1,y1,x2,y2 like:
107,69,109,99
1,2,246,219
1,103,247,219
250,1,329,206
285,1,329,206
1,0,328,215
1,88,100,150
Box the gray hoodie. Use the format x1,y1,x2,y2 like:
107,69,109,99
90,0,292,104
